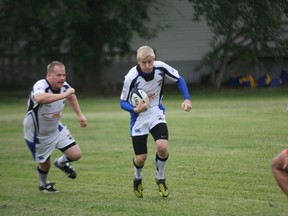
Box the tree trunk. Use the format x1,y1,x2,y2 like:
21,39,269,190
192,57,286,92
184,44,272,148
214,26,234,88
84,43,107,93
215,50,229,88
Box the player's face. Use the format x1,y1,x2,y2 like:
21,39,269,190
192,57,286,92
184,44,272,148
137,56,154,73
48,65,66,90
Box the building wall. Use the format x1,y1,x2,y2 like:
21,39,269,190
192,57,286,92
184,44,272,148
131,0,213,61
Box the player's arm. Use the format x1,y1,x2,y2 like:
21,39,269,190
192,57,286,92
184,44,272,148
120,99,148,114
34,88,75,104
120,100,134,112
67,94,87,128
177,76,192,112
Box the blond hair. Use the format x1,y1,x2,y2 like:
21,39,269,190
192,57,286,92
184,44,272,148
137,45,155,60
47,61,65,74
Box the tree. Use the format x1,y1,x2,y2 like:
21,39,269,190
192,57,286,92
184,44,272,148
0,0,164,92
188,0,288,88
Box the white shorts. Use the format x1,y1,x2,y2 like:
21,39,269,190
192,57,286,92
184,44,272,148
24,122,75,163
131,106,166,136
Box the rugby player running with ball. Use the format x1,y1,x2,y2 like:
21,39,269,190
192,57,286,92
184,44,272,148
120,45,192,198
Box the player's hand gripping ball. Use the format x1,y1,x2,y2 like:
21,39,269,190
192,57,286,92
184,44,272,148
129,88,148,107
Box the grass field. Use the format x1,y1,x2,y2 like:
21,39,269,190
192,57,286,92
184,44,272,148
0,87,288,216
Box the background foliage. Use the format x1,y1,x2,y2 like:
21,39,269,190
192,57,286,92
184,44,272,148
0,0,163,91
190,0,288,88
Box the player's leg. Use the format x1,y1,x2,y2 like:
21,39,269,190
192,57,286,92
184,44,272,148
24,137,59,193
37,158,58,192
59,143,81,162
38,158,51,185
150,123,169,197
24,114,56,191
54,125,81,179
151,123,169,179
54,142,80,179
272,149,288,196
132,135,148,198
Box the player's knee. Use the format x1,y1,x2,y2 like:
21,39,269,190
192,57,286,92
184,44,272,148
39,162,51,172
68,151,81,161
65,145,82,161
135,154,147,165
73,152,81,161
156,141,168,155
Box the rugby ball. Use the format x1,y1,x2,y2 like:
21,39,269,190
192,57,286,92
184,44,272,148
129,88,148,107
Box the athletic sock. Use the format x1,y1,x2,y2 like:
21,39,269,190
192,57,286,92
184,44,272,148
155,153,169,180
37,166,49,187
133,158,143,179
56,155,72,166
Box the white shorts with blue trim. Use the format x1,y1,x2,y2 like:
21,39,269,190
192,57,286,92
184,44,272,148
23,115,75,163
131,106,166,136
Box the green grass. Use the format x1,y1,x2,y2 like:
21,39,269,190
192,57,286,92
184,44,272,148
0,87,288,216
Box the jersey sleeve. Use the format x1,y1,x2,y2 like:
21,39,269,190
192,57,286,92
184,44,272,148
154,61,191,100
63,81,71,90
154,61,180,82
120,100,135,112
33,80,46,96
120,67,138,101
177,76,191,100
120,67,140,113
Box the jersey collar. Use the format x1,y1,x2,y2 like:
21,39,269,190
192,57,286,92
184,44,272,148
45,79,61,94
136,65,155,81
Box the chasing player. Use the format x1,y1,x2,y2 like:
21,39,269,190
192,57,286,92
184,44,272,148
23,61,87,193
120,45,192,198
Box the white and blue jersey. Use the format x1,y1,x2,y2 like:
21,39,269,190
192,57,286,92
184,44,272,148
23,79,75,162
120,60,190,136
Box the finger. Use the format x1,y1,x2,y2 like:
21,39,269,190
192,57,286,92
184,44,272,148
183,104,188,110
80,120,87,127
185,105,191,111
182,103,186,110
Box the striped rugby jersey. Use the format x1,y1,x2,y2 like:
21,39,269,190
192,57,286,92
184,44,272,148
24,79,70,137
120,61,181,108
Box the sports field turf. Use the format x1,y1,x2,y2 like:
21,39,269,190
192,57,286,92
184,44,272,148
0,87,287,215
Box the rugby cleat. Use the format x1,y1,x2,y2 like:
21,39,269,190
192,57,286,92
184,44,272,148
54,159,77,179
156,178,169,197
133,178,143,198
39,183,59,193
